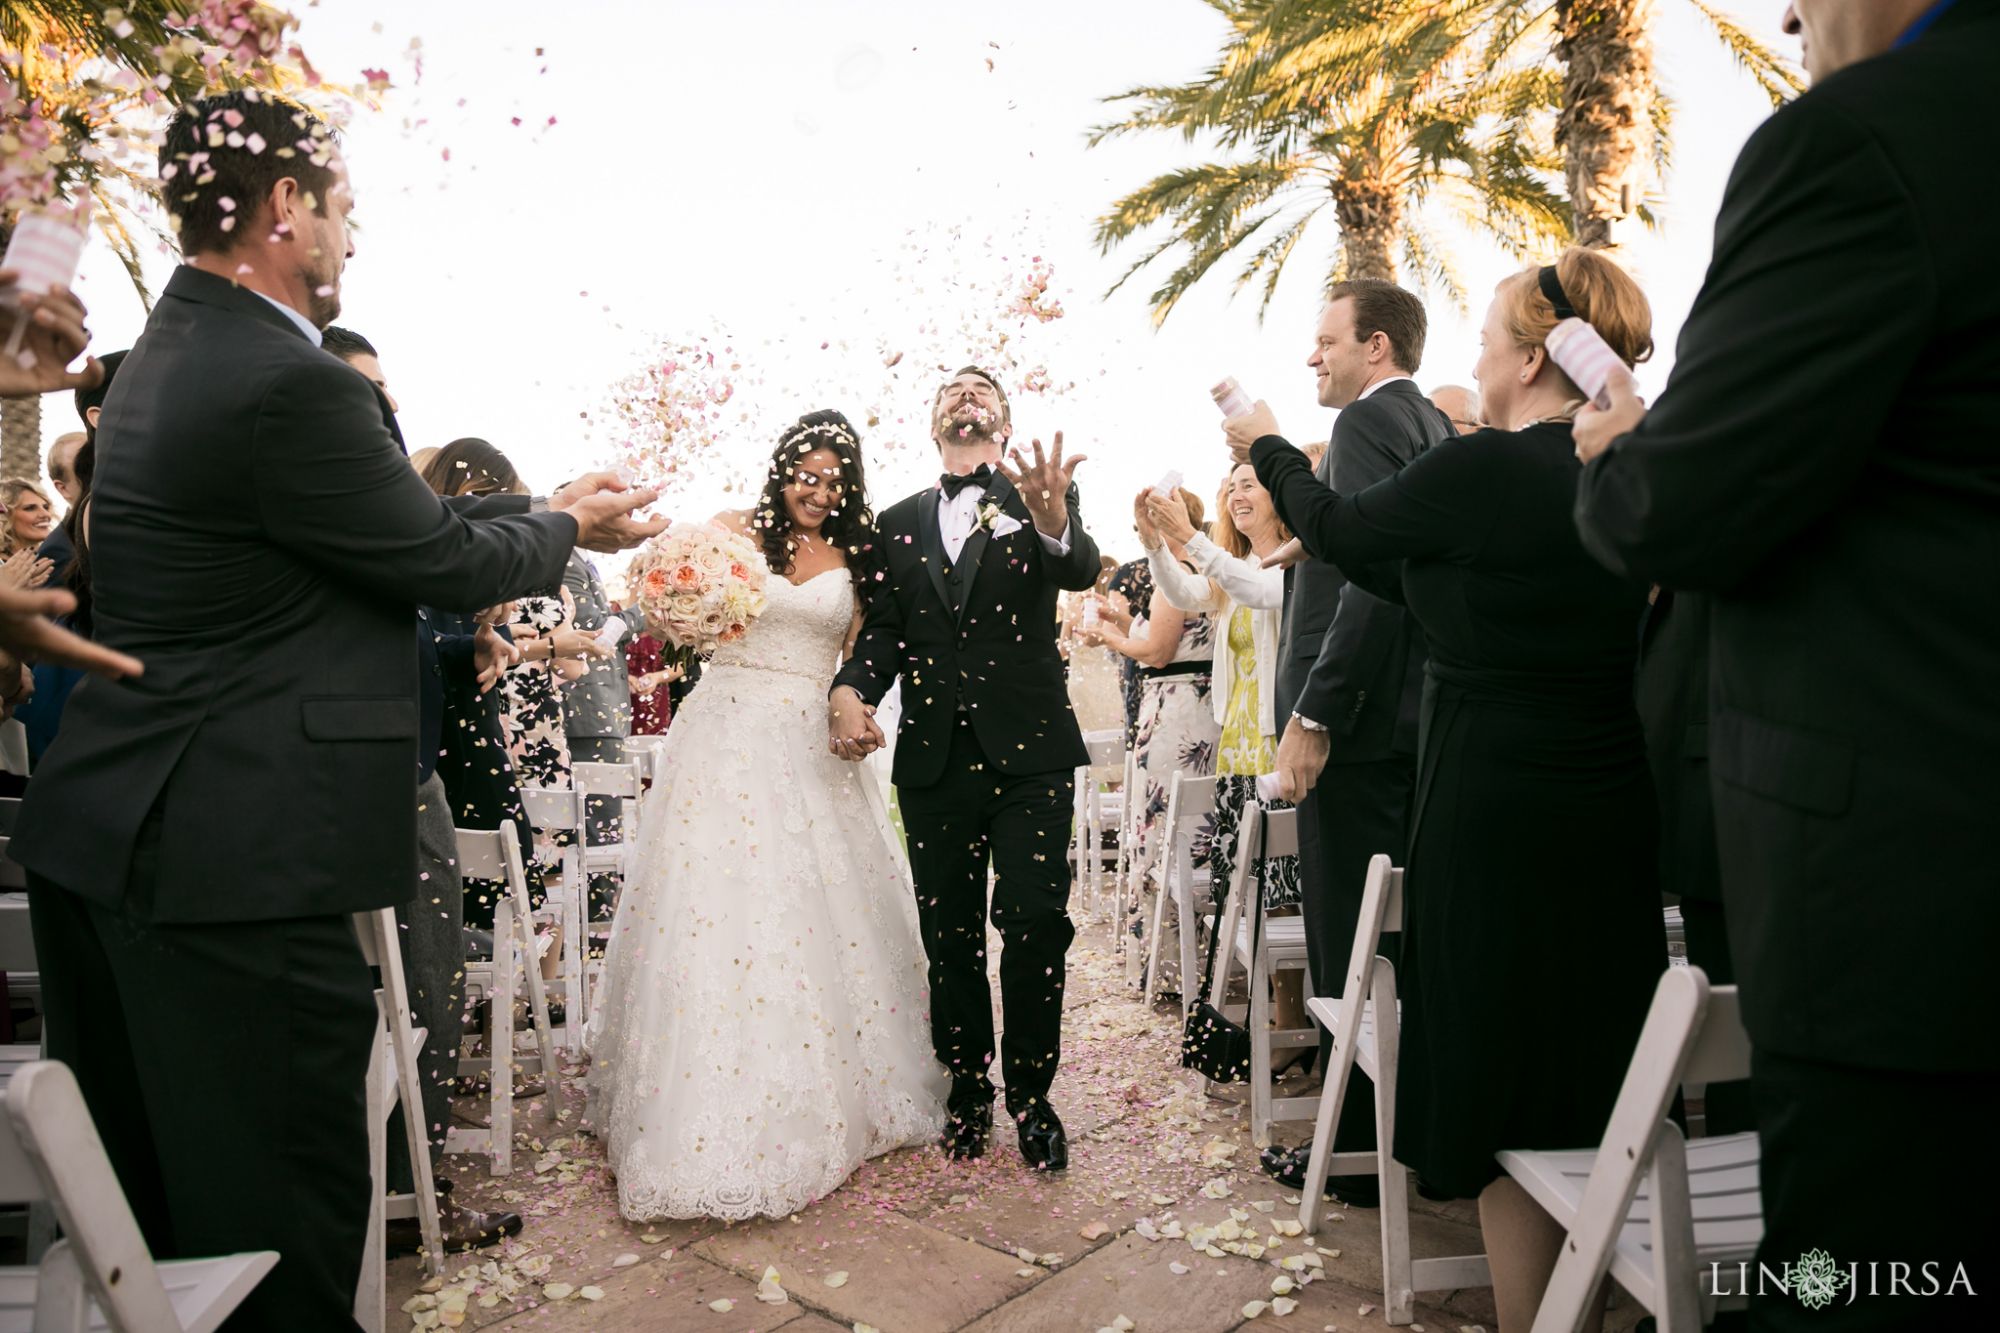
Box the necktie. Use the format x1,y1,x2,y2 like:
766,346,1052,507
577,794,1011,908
938,463,993,499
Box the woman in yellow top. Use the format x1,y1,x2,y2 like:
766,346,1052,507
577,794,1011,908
1138,464,1304,1033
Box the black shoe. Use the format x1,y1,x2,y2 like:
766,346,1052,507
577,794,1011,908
1258,1143,1379,1208
1008,1099,1068,1172
939,1103,992,1161
386,1180,524,1255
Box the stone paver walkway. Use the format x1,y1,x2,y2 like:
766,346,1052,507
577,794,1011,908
390,916,1646,1332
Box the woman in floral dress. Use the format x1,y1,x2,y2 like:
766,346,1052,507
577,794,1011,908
1084,487,1218,993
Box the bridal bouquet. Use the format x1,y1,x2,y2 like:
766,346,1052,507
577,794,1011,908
628,523,768,662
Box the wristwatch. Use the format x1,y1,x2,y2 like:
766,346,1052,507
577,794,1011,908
1291,711,1328,734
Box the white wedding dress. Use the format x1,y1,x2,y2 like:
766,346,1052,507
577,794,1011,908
584,565,947,1222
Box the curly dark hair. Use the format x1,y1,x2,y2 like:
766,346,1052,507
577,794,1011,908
752,410,874,587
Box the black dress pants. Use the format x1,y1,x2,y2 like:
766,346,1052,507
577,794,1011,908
1297,755,1415,1156
898,715,1076,1115
1747,1046,1995,1329
28,850,377,1331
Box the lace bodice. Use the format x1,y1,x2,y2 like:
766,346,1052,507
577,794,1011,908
707,566,853,681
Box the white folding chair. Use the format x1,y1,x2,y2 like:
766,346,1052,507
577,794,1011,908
571,759,644,914
349,910,444,1327
1142,772,1217,1005
1204,802,1317,1145
1110,748,1142,959
0,1060,277,1331
518,787,588,1057
446,822,557,1176
0,854,53,1263
1512,967,1760,1333
1298,854,1489,1323
1072,730,1126,915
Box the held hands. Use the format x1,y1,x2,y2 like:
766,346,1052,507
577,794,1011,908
1270,715,1331,801
996,432,1087,538
827,684,885,762
0,275,103,397
1573,367,1646,464
549,471,671,553
1222,400,1281,465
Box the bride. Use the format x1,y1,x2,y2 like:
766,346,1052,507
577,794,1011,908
584,410,947,1221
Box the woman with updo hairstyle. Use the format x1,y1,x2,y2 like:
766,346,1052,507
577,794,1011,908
1236,245,1665,1330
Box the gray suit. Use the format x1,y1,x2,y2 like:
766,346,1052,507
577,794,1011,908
561,552,645,868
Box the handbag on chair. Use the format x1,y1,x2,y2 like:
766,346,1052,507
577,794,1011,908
1180,879,1259,1083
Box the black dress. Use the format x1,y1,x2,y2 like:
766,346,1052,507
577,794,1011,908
1254,420,1665,1198
429,608,536,931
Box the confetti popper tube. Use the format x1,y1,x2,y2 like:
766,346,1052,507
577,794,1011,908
1544,317,1624,410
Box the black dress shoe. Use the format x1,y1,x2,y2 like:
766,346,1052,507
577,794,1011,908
386,1180,524,1255
1258,1143,1380,1208
938,1103,992,1161
1009,1100,1068,1172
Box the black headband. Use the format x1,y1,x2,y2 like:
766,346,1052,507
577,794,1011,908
1538,265,1577,321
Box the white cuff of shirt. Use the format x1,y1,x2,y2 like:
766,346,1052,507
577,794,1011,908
1037,521,1072,556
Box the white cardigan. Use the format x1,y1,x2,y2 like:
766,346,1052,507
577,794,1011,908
1144,535,1284,736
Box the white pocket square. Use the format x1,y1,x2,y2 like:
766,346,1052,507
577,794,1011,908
989,514,1024,537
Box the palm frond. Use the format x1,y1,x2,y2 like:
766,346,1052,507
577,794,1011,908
1680,0,1806,106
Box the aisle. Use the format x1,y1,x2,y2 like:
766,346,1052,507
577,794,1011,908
390,915,1639,1332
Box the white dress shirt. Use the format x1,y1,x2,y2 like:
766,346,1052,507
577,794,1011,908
938,475,1070,564
251,289,324,347
1356,374,1415,402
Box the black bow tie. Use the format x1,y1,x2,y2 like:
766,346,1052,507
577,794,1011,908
938,464,993,499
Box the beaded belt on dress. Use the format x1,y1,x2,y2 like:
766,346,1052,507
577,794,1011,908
709,659,823,683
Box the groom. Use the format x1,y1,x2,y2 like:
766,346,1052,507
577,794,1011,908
831,367,1100,1170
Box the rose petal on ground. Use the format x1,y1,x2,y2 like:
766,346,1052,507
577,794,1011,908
708,1298,734,1312
1271,1296,1298,1316
1242,1300,1270,1319
824,1271,850,1288
611,1253,640,1268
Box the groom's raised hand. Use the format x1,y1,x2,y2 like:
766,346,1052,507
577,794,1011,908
997,432,1087,539
827,684,884,762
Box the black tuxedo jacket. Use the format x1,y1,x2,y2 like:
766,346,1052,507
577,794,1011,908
10,265,578,924
1270,380,1447,760
835,473,1100,788
1575,0,2000,1072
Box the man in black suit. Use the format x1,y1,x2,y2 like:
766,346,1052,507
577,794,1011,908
9,91,664,1329
1256,282,1449,1205
830,367,1100,1171
1574,3,1999,1324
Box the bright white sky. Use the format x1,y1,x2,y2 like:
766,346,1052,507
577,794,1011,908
49,0,1796,572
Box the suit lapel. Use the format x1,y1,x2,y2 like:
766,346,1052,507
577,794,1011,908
915,488,953,615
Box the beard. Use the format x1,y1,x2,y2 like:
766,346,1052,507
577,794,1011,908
934,403,1006,447
305,275,342,329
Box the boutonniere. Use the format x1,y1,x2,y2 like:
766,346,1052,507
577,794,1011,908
977,500,1023,537
976,498,1024,536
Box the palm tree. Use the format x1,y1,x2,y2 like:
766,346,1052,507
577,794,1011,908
0,1,349,478
1093,0,1573,323
1093,0,1803,323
